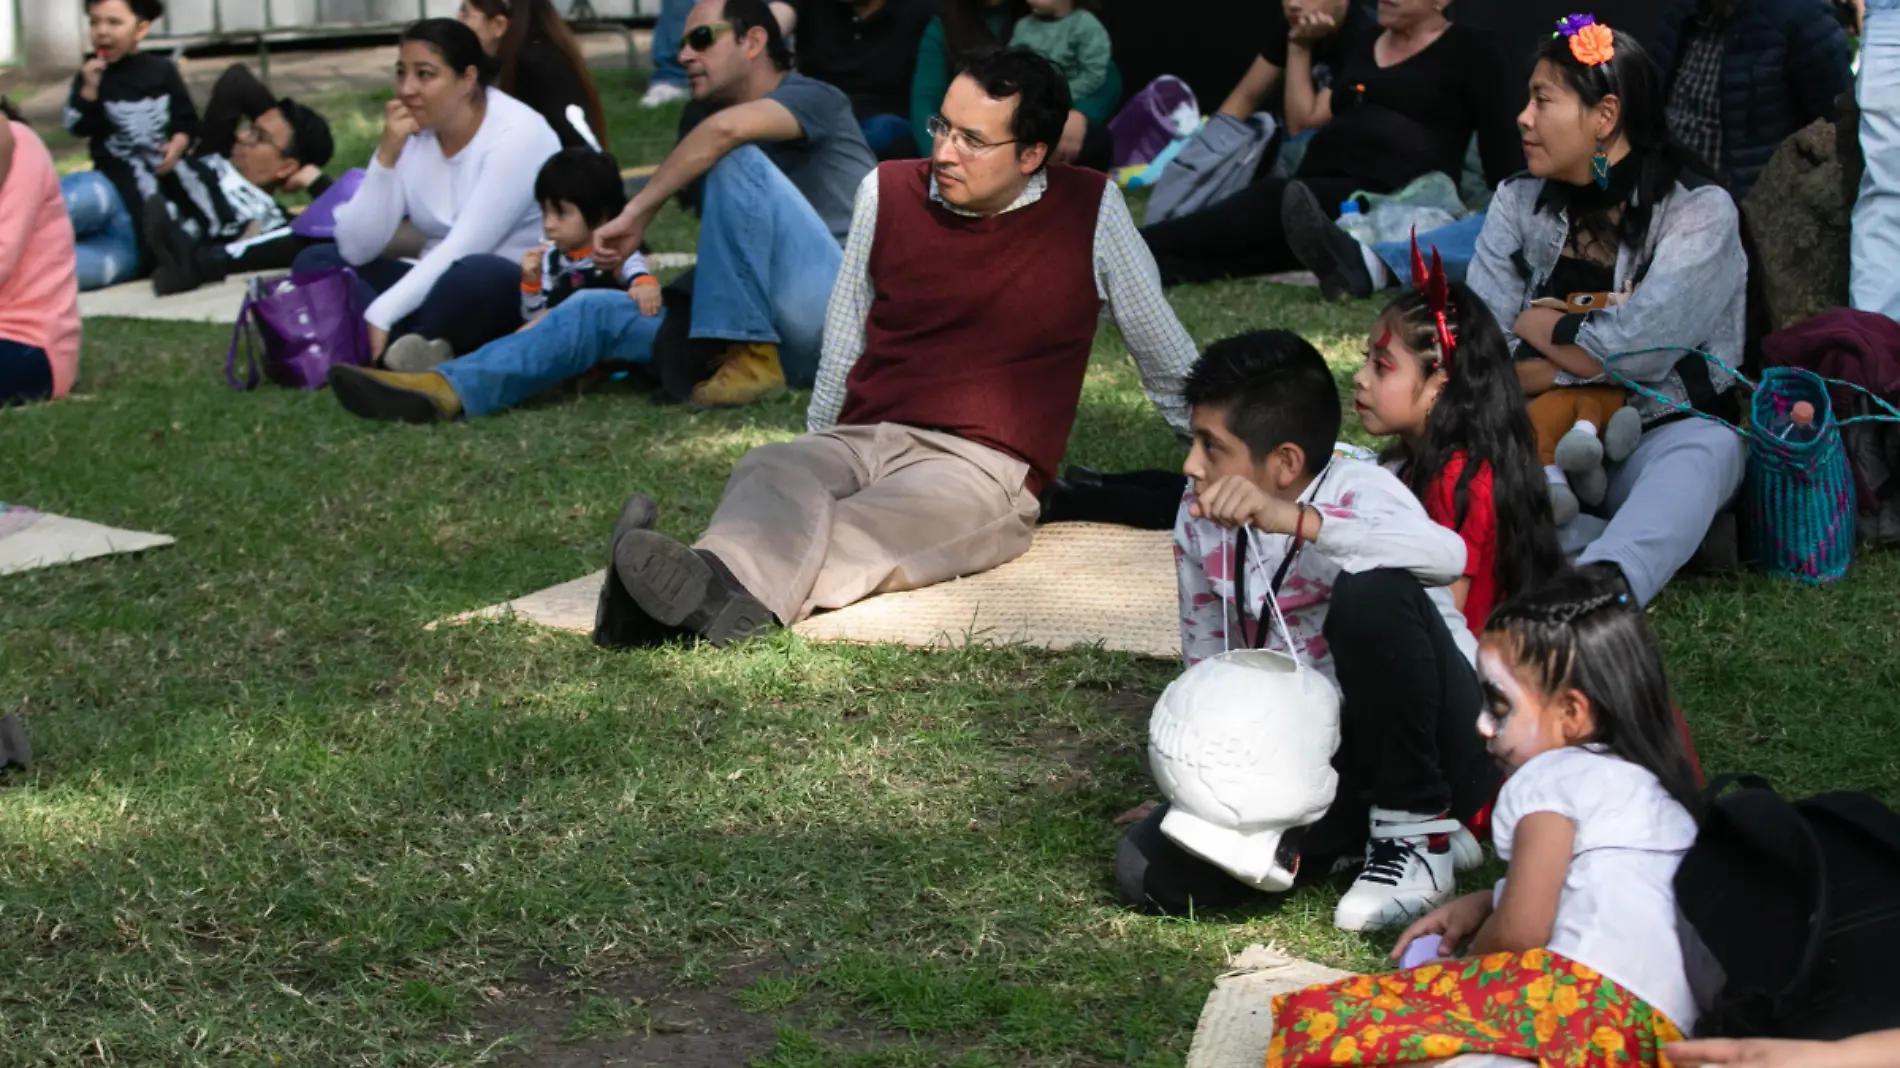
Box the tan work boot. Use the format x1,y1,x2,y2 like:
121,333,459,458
688,342,786,409
328,365,464,423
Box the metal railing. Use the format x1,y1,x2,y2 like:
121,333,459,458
141,0,649,83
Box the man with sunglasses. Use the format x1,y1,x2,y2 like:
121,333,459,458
323,0,876,424
594,47,1197,651
137,62,338,294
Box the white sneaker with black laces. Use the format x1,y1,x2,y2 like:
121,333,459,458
1333,808,1466,933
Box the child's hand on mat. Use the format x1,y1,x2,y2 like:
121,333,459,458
1392,890,1493,962
1666,1038,1844,1068
1189,476,1282,531
630,279,662,317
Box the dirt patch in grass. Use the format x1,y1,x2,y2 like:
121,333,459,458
476,957,912,1067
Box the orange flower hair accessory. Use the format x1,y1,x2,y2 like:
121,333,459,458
1554,13,1615,67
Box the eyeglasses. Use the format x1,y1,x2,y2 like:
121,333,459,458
237,122,292,155
679,23,734,53
925,114,1019,158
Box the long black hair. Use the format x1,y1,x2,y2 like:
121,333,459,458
464,0,610,150
1485,566,1702,820
1381,280,1564,610
1532,25,1770,370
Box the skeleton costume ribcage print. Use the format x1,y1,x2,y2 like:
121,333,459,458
64,52,200,253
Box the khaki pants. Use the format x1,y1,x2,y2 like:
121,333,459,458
695,424,1042,624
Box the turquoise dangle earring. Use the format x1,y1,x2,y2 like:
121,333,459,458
1592,140,1611,189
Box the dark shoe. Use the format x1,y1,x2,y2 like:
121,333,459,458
0,712,30,770
1691,510,1742,573
328,365,461,423
593,494,683,649
611,531,775,647
143,197,202,295
1281,181,1374,302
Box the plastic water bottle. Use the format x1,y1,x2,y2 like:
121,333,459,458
1771,400,1819,444
1335,200,1377,246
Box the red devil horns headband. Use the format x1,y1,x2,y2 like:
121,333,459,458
1408,228,1457,365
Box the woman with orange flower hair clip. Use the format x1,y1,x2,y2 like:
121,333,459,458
1266,566,1703,1068
1464,16,1754,611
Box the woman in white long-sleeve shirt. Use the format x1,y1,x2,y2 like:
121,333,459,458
294,19,560,363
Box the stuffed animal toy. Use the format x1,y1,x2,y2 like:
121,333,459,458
1523,289,1644,525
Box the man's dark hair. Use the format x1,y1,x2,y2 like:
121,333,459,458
722,0,793,72
88,0,165,20
1184,330,1341,476
274,98,334,169
955,47,1072,167
534,147,628,227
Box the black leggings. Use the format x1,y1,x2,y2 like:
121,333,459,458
1115,568,1498,913
1138,175,1361,286
0,340,53,405
1040,468,1185,529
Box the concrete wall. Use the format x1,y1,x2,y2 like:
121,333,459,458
18,0,660,70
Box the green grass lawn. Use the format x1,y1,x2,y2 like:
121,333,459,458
9,72,1900,1068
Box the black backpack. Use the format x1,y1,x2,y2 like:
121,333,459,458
1675,775,1900,1039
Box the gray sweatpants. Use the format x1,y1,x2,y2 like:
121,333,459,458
1561,416,1748,605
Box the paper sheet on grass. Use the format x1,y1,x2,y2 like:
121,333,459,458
77,270,272,323
0,504,174,575
440,522,1182,658
1186,944,1353,1068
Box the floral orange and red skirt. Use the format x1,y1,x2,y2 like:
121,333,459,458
1267,949,1682,1068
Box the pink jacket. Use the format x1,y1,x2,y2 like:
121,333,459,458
0,121,81,397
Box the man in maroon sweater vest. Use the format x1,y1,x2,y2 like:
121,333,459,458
595,48,1198,648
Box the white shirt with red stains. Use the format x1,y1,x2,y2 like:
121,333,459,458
1172,448,1477,686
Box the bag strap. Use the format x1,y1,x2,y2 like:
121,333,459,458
1602,347,1900,433
225,284,261,391
1228,462,1333,665
1798,791,1900,860
1703,772,1777,803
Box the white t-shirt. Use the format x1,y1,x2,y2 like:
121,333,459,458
332,86,560,330
1492,746,1699,1031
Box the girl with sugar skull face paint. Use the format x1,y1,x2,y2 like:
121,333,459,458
1266,563,1705,1068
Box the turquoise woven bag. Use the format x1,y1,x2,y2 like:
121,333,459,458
1605,350,1900,585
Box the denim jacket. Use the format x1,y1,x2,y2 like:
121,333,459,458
1467,172,1745,424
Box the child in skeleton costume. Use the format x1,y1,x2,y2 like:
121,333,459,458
64,0,196,270
1267,566,1702,1068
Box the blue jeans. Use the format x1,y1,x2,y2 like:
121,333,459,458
1853,0,1900,319
439,290,666,417
1372,212,1484,287
690,145,841,389
290,244,524,355
62,172,139,291
860,113,918,160
649,0,693,87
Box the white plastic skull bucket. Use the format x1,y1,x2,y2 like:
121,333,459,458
1148,646,1342,892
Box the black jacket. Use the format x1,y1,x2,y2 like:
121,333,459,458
1647,0,1851,199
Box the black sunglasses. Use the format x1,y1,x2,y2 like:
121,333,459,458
680,23,735,53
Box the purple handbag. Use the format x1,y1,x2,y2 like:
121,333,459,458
1106,75,1200,170
290,168,364,240
226,266,371,391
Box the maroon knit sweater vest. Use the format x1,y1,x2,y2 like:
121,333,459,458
837,159,1106,494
